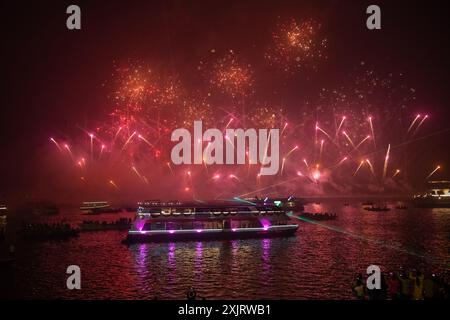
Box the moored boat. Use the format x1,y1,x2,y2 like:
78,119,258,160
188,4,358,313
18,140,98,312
414,181,450,208
364,203,390,212
298,212,337,221
79,218,131,232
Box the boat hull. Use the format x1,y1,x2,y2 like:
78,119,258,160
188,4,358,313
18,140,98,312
123,225,299,243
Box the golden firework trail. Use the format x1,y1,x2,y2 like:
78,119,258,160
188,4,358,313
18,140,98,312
425,165,440,180
382,144,391,180
353,160,365,176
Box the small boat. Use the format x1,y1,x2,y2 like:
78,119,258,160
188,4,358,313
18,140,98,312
298,212,337,221
365,203,390,212
362,201,374,206
395,202,408,210
33,204,60,216
80,201,121,214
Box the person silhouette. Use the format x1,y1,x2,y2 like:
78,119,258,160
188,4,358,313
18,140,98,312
186,287,197,300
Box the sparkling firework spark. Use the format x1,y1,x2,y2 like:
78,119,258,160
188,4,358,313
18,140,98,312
207,50,254,99
382,144,391,180
425,165,441,180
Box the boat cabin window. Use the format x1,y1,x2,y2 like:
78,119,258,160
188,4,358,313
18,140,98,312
193,221,204,229
143,222,165,230
151,222,166,230
181,222,194,230
166,222,181,230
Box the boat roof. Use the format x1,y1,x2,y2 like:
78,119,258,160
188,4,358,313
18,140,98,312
137,199,277,209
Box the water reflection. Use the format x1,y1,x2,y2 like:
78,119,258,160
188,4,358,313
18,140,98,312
2,203,449,299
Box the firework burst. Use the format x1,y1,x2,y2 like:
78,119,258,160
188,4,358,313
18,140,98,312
265,18,327,73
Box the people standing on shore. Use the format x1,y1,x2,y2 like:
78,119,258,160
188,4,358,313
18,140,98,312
413,271,424,300
352,268,449,300
387,272,401,300
352,274,365,300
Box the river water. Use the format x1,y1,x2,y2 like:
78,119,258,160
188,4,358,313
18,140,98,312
1,201,449,299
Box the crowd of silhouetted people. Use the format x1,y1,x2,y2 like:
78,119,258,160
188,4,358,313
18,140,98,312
352,267,450,300
22,222,79,239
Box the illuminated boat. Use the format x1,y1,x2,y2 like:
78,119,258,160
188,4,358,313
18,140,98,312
413,181,450,208
123,200,299,243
